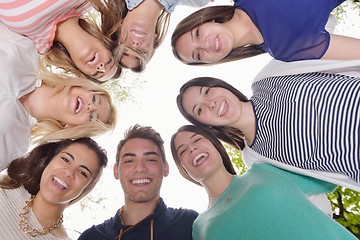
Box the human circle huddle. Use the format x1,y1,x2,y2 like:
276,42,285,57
0,0,359,239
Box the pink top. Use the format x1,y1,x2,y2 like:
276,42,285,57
0,0,93,54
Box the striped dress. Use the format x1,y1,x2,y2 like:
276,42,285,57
250,72,360,183
0,0,92,54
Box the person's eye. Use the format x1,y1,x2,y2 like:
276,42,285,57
61,156,70,163
205,87,211,96
78,169,88,178
194,137,202,143
197,106,203,116
179,149,186,156
147,158,158,163
197,49,201,61
124,159,134,164
92,95,96,104
195,28,200,38
89,112,95,122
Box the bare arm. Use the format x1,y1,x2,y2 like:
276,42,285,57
322,34,360,60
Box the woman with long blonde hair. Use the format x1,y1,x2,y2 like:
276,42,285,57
0,22,116,171
0,0,121,82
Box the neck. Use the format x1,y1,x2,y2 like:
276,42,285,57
228,9,263,47
55,17,87,52
233,101,256,146
20,84,58,120
202,168,233,208
121,197,160,225
31,195,66,229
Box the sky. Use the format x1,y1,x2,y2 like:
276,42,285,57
64,1,360,236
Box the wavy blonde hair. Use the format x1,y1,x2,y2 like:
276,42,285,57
42,0,122,82
31,67,117,145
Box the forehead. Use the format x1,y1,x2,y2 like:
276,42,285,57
182,86,202,112
174,131,197,147
176,30,193,63
60,143,99,171
120,138,160,156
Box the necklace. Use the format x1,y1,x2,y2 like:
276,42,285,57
18,195,63,237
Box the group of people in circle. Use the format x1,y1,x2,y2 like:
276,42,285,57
0,0,359,239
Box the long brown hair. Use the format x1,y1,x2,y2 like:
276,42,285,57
171,6,264,65
0,138,108,205
177,77,249,150
170,125,236,186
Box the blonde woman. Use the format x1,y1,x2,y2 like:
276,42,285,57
0,0,121,82
0,137,108,239
0,22,116,171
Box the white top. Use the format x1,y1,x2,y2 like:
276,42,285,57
0,22,40,171
0,186,70,240
247,58,360,193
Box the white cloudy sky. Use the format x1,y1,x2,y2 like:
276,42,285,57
64,1,360,236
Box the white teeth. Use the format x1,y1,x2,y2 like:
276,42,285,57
75,97,82,114
54,176,69,189
192,153,208,167
215,38,219,51
218,100,225,117
132,178,150,184
131,30,145,39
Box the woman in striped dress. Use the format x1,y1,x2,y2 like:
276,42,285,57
175,60,360,192
0,0,120,82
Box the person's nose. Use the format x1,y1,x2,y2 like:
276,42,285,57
134,160,146,173
96,62,105,72
190,145,197,154
64,167,75,179
209,99,216,109
203,98,216,110
87,103,97,112
131,37,142,48
197,37,210,52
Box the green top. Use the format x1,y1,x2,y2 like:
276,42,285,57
193,163,355,240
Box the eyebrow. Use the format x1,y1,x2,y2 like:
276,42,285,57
190,29,195,61
96,95,102,121
121,151,160,159
64,151,92,176
106,58,115,72
191,86,203,115
175,133,198,153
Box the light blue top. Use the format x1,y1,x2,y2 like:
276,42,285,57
193,163,356,240
125,0,210,12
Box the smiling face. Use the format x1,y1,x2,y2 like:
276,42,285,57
114,138,169,204
39,143,100,205
182,86,242,127
173,131,223,183
58,87,112,127
175,22,233,64
69,35,118,82
117,14,156,69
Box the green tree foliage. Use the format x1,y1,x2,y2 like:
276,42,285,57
102,69,146,104
225,145,360,238
328,187,360,238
